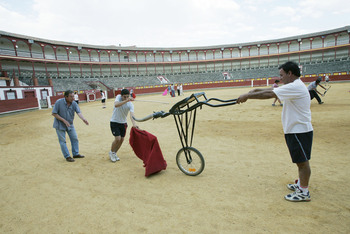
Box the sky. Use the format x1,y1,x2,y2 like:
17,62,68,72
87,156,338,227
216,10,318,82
0,0,349,48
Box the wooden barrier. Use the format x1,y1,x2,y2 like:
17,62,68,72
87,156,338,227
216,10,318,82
0,97,38,114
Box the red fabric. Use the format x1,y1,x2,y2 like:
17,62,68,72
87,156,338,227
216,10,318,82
131,93,136,98
129,128,167,177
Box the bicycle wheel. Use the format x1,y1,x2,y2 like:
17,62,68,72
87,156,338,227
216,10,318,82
176,147,205,176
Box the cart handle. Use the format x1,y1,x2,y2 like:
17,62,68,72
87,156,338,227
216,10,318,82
132,111,170,122
132,96,237,122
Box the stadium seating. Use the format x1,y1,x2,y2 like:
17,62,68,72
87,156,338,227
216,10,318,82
0,27,349,92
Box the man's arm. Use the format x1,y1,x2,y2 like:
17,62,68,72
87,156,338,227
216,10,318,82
52,113,70,127
248,87,274,94
129,112,139,129
318,84,326,90
77,112,89,125
114,97,134,107
237,89,277,104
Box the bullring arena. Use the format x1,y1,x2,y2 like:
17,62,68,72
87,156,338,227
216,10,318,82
1,83,350,233
1,26,350,233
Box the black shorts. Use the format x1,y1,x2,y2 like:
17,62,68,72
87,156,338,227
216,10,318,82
102,99,106,103
110,122,128,137
285,131,313,163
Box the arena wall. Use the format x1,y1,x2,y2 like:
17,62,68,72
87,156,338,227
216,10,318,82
0,97,39,114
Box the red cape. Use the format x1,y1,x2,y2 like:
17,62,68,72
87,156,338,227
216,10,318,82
129,128,167,177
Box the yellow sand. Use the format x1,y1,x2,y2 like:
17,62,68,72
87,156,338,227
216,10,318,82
1,83,349,233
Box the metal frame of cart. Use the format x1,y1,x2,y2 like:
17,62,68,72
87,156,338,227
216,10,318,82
133,92,237,176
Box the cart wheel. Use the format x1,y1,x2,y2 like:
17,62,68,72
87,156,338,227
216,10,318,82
176,147,205,176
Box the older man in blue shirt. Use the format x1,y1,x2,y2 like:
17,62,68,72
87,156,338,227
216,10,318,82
52,90,89,162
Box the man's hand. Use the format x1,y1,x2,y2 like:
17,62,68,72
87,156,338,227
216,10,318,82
63,119,71,127
83,119,89,125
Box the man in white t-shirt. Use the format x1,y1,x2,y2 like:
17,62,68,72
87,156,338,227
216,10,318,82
307,78,326,104
109,89,139,162
100,90,106,108
74,92,79,104
237,61,313,202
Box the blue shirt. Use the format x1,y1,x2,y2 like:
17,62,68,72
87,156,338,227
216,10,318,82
52,98,81,130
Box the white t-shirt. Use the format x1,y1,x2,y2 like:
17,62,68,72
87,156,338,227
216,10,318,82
110,95,134,123
307,81,317,91
273,78,313,134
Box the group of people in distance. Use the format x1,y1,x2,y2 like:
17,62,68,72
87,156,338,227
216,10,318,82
52,61,327,202
73,90,107,108
168,83,183,97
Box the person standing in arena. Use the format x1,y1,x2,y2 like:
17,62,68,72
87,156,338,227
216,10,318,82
100,90,106,108
237,61,313,202
179,83,184,96
272,80,282,106
307,77,326,104
74,91,79,104
325,75,330,85
109,89,139,162
52,90,89,162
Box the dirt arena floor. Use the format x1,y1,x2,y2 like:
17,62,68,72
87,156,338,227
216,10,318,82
1,82,349,233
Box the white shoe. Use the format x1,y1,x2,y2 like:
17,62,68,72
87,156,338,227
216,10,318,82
285,188,311,202
115,154,120,161
287,179,299,191
109,151,117,162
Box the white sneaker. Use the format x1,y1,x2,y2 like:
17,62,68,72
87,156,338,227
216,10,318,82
109,151,117,162
115,154,120,161
287,179,299,191
285,188,311,202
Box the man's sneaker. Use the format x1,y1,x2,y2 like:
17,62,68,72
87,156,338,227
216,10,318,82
109,151,117,162
287,179,299,191
285,188,311,202
115,154,120,161
319,102,324,104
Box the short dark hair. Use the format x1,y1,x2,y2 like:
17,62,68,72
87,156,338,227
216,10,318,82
64,90,73,97
121,89,130,95
275,80,280,83
278,61,301,77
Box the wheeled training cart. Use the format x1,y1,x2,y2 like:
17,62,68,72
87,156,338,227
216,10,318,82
133,92,237,176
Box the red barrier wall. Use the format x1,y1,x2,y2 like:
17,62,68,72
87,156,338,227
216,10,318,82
0,98,38,114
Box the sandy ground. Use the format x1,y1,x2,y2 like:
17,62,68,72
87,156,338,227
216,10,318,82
1,82,350,233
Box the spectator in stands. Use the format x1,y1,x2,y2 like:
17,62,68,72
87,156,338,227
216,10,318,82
307,78,326,104
236,61,313,202
100,90,106,108
74,92,79,104
52,90,89,162
272,80,283,106
109,89,139,162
